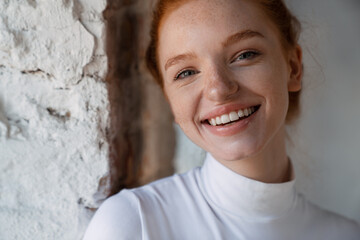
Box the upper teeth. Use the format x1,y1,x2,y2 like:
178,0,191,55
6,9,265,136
209,107,256,126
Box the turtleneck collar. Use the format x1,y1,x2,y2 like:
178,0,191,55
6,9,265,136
200,153,297,221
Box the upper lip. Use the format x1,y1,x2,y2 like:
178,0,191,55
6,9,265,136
200,103,261,122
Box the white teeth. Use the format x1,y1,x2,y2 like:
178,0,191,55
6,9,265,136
208,106,258,126
221,114,230,124
244,108,249,116
229,111,239,121
216,117,222,125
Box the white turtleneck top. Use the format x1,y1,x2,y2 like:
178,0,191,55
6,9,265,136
84,154,360,240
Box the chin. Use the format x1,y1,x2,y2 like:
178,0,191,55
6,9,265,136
208,138,265,162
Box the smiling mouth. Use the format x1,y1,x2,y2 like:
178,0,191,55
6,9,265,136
204,105,261,126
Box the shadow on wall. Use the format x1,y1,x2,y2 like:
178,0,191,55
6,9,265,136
0,98,10,139
103,0,175,197
0,94,27,140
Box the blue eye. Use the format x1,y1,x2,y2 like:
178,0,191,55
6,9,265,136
174,69,198,80
234,51,259,62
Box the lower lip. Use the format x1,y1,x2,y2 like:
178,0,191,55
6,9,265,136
203,108,259,137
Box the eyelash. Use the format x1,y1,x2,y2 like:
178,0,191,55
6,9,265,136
174,69,199,81
173,50,260,81
232,50,260,63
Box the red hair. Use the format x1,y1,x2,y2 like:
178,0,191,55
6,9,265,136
146,0,302,123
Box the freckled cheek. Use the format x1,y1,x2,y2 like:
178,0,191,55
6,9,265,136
167,90,198,126
248,63,288,94
263,78,290,122
238,69,276,95
240,65,289,119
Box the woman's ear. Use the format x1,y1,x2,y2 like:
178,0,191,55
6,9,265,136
287,45,303,92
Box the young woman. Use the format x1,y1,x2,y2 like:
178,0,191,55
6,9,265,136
84,0,360,239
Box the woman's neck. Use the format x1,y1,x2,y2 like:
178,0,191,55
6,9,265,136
216,126,291,184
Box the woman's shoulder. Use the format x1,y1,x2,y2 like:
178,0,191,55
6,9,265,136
297,194,360,239
124,166,206,215
83,167,202,240
132,166,202,198
83,189,142,240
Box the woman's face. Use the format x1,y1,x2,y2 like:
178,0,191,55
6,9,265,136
158,0,301,161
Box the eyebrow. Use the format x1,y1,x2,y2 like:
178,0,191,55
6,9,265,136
222,30,265,48
164,52,196,71
164,30,264,71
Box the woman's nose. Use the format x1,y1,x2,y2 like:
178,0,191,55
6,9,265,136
203,66,239,102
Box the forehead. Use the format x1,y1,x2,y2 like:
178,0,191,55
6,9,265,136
158,0,278,63
176,0,256,25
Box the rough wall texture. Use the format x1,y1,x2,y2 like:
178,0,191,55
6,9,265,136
0,0,176,238
0,0,109,239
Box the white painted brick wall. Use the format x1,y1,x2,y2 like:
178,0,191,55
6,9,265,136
0,0,109,239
